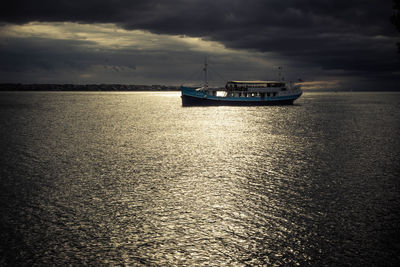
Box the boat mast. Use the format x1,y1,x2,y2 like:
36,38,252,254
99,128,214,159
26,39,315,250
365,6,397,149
203,57,208,89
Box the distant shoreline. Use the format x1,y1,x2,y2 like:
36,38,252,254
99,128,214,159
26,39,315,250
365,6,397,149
0,83,181,91
0,84,398,92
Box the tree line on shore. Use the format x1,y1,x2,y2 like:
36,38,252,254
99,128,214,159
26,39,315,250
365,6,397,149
0,84,181,91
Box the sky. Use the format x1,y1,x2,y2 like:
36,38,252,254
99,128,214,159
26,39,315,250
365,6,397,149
0,0,399,90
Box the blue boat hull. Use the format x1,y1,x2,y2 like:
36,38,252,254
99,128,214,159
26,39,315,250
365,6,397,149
181,86,302,106
182,94,297,106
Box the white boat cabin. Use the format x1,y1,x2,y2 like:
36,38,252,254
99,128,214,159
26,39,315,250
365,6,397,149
225,81,287,91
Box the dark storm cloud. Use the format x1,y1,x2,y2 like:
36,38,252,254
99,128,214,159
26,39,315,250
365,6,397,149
0,37,94,72
1,0,399,88
0,36,140,83
1,1,394,36
0,37,136,73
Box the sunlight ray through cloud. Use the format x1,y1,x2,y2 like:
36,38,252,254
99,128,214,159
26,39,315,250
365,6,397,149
0,22,234,54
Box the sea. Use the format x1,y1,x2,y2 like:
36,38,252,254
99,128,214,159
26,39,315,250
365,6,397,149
0,91,399,266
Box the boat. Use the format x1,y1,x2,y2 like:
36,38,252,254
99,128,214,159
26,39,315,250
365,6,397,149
181,62,302,106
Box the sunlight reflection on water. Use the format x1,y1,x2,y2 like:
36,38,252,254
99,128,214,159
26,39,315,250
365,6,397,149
0,92,399,265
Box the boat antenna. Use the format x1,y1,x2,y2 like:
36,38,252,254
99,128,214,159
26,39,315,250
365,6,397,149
203,57,208,89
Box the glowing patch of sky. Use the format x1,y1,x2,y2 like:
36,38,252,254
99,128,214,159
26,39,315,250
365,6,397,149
0,22,233,54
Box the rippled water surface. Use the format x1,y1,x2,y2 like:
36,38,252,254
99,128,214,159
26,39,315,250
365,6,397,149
1,91,400,265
